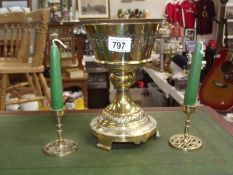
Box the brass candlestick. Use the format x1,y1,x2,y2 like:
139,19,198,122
44,109,78,157
169,105,203,151
85,21,160,150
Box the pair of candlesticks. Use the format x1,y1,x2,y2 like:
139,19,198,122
43,105,203,157
44,22,203,157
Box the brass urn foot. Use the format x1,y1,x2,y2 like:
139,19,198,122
90,109,157,150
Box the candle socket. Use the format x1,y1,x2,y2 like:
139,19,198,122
44,109,78,157
169,105,203,151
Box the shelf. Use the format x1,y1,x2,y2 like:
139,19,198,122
224,35,233,39
226,3,233,19
226,3,233,7
223,4,233,49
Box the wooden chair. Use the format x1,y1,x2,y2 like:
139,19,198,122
0,8,51,110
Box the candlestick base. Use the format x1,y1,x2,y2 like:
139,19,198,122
169,134,202,151
44,139,78,157
44,109,78,157
169,105,203,151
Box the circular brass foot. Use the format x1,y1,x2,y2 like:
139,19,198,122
169,134,203,151
44,139,78,157
90,114,157,150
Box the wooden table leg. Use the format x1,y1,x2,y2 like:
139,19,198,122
0,74,8,110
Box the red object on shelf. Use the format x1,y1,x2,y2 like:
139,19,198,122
137,80,144,88
209,39,217,50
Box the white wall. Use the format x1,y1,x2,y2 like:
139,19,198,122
32,0,220,20
109,0,165,18
32,0,219,41
108,0,218,42
32,0,166,18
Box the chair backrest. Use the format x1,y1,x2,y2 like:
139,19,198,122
0,12,26,61
0,8,50,67
25,8,50,67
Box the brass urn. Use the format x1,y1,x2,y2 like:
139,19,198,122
85,21,160,150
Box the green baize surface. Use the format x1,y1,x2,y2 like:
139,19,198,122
0,109,232,175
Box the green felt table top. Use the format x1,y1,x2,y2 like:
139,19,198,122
0,107,232,175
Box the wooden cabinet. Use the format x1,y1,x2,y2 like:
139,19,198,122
46,23,78,67
86,62,110,109
45,22,88,108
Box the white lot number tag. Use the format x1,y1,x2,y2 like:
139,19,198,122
108,36,131,52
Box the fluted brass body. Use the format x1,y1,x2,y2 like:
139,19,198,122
85,21,160,150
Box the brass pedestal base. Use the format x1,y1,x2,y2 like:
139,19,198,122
90,111,157,150
169,134,202,151
44,139,78,157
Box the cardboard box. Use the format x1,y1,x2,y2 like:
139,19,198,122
65,68,84,78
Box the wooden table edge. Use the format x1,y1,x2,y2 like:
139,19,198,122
0,106,232,136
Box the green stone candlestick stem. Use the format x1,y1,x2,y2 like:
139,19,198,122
49,43,63,110
183,42,203,106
